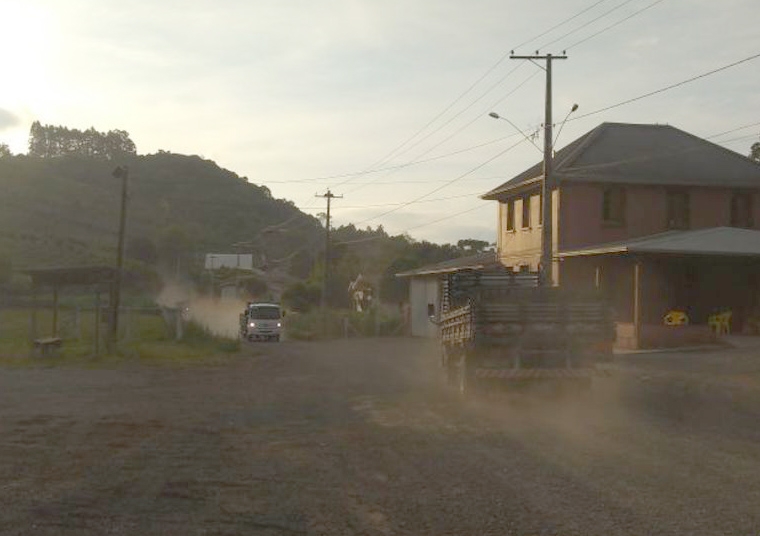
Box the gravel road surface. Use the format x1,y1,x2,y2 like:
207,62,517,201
2,338,760,535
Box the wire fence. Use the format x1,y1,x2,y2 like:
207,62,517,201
0,305,183,358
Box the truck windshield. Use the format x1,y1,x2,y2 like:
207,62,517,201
249,306,281,320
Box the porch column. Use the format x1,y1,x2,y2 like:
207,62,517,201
633,261,643,349
595,266,601,290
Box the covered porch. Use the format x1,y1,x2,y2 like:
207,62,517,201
558,227,760,349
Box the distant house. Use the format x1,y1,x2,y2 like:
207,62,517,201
482,122,760,348
396,252,501,338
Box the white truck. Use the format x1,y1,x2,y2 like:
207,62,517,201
239,302,284,342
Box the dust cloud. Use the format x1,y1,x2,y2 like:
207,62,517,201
155,280,245,339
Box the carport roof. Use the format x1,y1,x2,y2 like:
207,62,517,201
23,265,117,287
395,252,500,278
558,227,760,258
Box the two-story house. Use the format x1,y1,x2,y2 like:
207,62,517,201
483,122,760,348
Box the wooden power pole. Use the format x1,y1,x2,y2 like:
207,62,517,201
510,52,567,286
316,190,342,308
111,165,129,343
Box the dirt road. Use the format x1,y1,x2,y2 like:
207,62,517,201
2,338,760,535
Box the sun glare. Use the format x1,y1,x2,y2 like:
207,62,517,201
0,1,57,150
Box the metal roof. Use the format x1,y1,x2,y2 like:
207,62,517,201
558,227,760,258
395,252,500,278
482,123,760,200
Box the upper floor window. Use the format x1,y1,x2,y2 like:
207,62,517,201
730,191,753,228
666,190,690,230
505,200,515,231
521,195,531,228
602,186,626,225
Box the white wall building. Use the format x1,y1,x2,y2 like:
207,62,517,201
205,253,254,271
396,253,500,338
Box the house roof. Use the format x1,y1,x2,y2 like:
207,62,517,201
395,252,500,278
558,227,760,258
482,123,760,200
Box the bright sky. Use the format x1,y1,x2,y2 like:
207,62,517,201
1,0,759,245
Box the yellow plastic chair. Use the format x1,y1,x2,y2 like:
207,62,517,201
708,311,732,335
663,310,689,326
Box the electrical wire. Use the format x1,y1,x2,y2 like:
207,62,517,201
349,137,527,227
565,0,667,50
538,0,639,50
323,0,623,192
568,52,760,124
342,70,542,195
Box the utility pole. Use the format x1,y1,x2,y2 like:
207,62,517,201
111,165,129,343
510,52,567,287
316,189,342,308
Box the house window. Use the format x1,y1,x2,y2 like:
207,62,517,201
602,186,626,225
506,200,515,231
666,190,690,230
730,191,753,228
538,193,543,225
521,196,531,228
427,303,435,317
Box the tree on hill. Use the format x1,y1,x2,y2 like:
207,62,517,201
28,121,137,159
751,141,760,162
0,143,11,158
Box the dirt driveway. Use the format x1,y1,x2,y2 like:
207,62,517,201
2,338,760,535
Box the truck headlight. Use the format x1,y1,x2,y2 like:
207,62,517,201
276,322,282,328
249,322,255,328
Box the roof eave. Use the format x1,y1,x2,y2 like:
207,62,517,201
481,175,544,200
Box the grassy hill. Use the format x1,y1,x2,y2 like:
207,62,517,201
0,151,483,306
0,152,323,270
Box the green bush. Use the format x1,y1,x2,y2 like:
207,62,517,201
282,281,321,313
283,308,403,340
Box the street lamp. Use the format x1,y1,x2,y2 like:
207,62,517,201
488,112,543,154
489,103,578,286
553,103,579,150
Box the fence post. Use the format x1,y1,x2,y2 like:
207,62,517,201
75,307,82,340
124,307,132,342
175,308,183,341
94,292,101,357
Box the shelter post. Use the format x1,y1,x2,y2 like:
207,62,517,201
52,286,59,337
633,260,643,349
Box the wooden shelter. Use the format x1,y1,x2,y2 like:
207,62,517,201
24,265,117,355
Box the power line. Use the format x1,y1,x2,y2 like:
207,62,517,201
512,0,611,50
335,62,528,187
538,0,638,50
350,137,527,227
342,69,542,195
569,52,760,124
298,190,487,211
261,0,663,193
707,121,760,140
329,0,623,190
262,132,522,186
565,0,667,50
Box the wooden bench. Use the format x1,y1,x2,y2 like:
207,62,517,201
33,337,63,357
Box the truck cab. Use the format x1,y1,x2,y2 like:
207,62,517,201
240,303,283,342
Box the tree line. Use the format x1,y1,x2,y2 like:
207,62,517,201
27,121,137,159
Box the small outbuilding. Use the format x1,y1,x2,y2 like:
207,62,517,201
395,252,501,338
